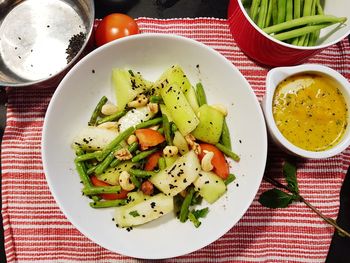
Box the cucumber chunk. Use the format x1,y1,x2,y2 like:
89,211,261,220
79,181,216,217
191,104,224,144
73,127,118,151
96,161,139,185
112,68,152,111
154,65,199,111
150,151,200,196
193,171,227,204
118,106,155,132
173,131,189,155
114,193,173,227
161,83,199,136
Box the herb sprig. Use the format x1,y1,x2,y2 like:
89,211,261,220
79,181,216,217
259,160,350,238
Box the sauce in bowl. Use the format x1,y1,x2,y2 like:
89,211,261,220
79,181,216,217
272,73,348,151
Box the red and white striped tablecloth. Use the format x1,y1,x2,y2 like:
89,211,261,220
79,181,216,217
2,17,350,262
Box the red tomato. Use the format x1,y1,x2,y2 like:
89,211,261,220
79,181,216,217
90,175,128,200
144,151,162,171
198,143,229,180
95,13,139,46
135,129,165,150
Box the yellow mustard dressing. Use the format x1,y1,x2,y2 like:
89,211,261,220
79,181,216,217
272,73,348,151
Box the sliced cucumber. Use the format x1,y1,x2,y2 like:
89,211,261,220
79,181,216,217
150,151,200,196
96,161,139,185
154,65,199,111
160,104,173,122
112,69,151,111
118,106,155,132
193,171,227,204
114,193,173,227
164,154,179,167
191,104,224,144
73,126,118,151
173,131,189,155
161,83,199,136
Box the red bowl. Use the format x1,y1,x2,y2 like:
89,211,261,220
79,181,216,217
227,0,324,67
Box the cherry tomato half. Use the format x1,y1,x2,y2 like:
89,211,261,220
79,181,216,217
95,13,139,47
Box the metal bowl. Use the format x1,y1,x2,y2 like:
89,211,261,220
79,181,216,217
0,0,95,87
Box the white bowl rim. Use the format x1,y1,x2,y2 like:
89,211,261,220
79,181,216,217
42,32,268,258
236,0,350,51
264,64,350,159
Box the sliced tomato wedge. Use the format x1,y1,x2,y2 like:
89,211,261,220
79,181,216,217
144,151,162,171
90,175,128,200
135,128,165,150
198,143,229,180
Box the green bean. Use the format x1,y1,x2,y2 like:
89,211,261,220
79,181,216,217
130,173,141,188
158,157,166,170
272,0,278,25
316,0,324,15
265,0,273,27
277,0,286,24
91,195,101,202
294,0,301,18
303,30,311,46
87,166,96,175
263,15,347,34
308,0,318,46
157,127,164,134
82,185,121,195
89,199,126,208
171,122,178,133
219,120,232,150
75,148,87,171
75,151,101,162
129,169,156,178
75,160,91,187
96,111,126,125
274,22,335,41
188,212,201,228
135,117,163,129
215,143,240,162
97,126,135,161
310,0,324,46
286,0,293,21
75,148,85,156
94,151,116,175
179,187,195,222
297,0,313,45
250,0,261,22
131,148,159,163
110,142,139,168
162,114,173,146
150,95,163,104
195,83,207,106
257,0,269,28
88,96,108,126
224,174,237,185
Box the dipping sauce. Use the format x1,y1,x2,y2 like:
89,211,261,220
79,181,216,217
272,73,348,151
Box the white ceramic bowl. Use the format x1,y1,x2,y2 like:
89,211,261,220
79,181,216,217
262,64,350,159
42,33,267,259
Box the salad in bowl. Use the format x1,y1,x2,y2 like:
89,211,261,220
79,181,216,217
72,65,240,229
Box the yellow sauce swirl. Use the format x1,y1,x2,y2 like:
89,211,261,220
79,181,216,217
272,73,348,151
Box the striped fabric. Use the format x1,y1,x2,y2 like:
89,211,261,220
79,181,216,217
2,17,350,262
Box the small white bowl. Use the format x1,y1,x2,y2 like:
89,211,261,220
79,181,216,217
262,64,350,159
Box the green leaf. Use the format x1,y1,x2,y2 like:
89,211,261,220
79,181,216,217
283,161,299,194
191,207,209,219
129,210,140,217
259,188,297,208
